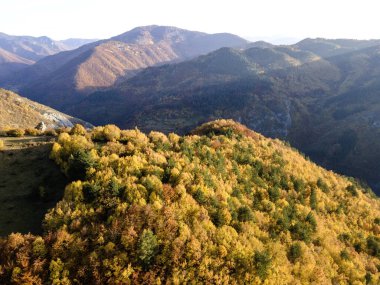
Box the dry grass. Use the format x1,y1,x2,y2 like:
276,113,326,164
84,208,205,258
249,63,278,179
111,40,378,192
0,88,90,130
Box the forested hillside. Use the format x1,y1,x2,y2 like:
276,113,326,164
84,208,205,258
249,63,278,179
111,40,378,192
0,120,379,284
67,42,380,193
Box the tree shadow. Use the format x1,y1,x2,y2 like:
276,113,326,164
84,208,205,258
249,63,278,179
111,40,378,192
0,143,67,236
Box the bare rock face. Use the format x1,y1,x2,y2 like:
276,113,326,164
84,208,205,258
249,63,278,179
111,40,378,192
35,121,47,131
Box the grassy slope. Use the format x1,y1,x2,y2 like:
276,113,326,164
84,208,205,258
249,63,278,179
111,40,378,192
0,88,92,130
0,136,67,235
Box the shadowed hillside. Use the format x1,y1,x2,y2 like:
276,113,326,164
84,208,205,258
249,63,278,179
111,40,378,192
0,136,67,235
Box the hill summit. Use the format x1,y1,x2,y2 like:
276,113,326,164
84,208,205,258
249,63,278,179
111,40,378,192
0,120,379,284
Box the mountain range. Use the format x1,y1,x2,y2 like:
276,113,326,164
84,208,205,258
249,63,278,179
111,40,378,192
1,26,248,108
1,26,380,193
0,33,96,80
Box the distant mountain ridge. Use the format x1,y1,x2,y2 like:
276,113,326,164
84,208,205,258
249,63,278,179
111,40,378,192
1,26,248,108
294,38,380,57
0,33,67,61
0,32,97,61
58,38,98,50
0,32,97,81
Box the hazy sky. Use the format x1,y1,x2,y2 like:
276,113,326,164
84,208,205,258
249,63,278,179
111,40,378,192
1,0,379,42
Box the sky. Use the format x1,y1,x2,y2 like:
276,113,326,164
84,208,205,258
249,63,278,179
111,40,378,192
1,0,380,43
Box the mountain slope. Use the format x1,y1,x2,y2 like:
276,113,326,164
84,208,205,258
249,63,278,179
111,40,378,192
0,47,34,78
0,88,91,129
0,120,379,284
0,33,67,62
0,33,96,81
67,45,335,132
293,38,380,58
67,43,380,193
6,26,248,108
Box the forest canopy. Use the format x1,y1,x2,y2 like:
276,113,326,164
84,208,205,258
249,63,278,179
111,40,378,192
0,120,379,284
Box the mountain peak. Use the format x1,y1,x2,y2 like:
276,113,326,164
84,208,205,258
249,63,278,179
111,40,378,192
112,25,204,44
111,25,248,47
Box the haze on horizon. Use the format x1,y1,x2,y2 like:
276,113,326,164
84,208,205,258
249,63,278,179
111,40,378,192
1,0,380,43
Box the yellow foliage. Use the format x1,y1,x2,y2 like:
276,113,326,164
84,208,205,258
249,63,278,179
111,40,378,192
0,120,379,284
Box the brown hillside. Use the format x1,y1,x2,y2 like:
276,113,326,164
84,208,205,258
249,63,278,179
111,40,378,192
75,41,179,91
0,88,90,129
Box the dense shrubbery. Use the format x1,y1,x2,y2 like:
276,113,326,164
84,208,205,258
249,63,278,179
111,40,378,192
0,120,379,284
0,127,68,137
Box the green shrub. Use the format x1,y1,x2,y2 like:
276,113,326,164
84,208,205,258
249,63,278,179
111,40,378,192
138,229,159,269
306,212,317,231
254,250,271,280
193,189,206,204
317,178,329,193
310,188,317,210
287,243,302,263
346,184,358,196
293,178,305,192
290,220,314,242
365,272,372,284
367,236,380,258
340,249,350,260
268,187,280,202
67,150,96,180
237,206,254,222
82,183,101,203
